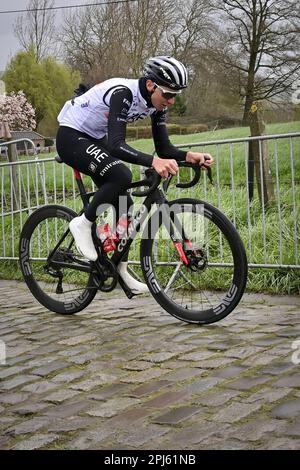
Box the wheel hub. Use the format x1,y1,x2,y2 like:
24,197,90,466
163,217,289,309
185,247,207,272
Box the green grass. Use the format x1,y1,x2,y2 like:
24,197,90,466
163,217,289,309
1,121,299,294
132,120,300,152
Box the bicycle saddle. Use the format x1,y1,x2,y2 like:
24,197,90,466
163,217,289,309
55,155,63,164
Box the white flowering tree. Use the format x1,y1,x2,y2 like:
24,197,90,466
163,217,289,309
0,91,36,211
0,91,36,131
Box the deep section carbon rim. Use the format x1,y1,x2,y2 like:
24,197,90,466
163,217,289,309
19,205,97,313
141,199,247,324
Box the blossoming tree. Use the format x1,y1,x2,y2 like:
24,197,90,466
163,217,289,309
0,91,36,211
0,91,36,131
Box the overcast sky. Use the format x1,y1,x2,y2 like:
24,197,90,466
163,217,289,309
0,0,96,72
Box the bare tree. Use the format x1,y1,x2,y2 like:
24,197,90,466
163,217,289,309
14,0,56,63
60,0,221,119
61,0,181,82
164,0,214,63
158,1,240,124
117,0,173,76
215,0,300,124
62,3,126,80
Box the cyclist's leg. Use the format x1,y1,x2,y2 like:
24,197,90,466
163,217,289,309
95,136,135,225
56,127,147,292
96,138,147,294
94,136,134,262
56,126,132,222
56,126,132,260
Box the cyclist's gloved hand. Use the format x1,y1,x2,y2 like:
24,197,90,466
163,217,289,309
152,156,179,178
186,151,214,169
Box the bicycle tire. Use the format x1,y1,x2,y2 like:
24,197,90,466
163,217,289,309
19,205,97,314
140,198,248,324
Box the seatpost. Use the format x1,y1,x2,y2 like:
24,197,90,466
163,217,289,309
73,169,90,207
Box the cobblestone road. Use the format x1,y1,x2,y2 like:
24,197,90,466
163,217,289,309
0,280,299,450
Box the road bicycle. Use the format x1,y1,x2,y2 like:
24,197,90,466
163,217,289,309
19,157,248,324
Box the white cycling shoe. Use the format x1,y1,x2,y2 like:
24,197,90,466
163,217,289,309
117,262,149,295
69,214,98,261
69,218,148,294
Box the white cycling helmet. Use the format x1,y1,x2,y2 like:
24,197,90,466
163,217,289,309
143,56,188,91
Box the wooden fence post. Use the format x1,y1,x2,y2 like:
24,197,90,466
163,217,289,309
248,101,275,208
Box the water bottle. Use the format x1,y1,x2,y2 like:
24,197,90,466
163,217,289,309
96,219,117,253
116,215,130,241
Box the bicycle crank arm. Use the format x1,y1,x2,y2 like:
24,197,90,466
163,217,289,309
118,276,135,299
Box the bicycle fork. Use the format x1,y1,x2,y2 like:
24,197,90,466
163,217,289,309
158,203,190,266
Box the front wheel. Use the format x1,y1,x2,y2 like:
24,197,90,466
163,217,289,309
19,205,97,314
140,198,247,324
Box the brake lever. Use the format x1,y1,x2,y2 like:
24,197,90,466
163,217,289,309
162,174,173,193
200,155,213,184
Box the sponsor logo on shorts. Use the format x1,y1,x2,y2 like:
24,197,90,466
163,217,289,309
88,162,97,173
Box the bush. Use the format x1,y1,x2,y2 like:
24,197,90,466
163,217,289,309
45,138,54,147
181,124,209,134
165,124,181,135
127,123,208,139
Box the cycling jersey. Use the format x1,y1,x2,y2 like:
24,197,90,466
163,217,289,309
58,77,187,167
58,78,154,138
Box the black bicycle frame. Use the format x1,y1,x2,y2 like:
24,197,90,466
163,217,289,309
111,186,166,266
47,162,200,276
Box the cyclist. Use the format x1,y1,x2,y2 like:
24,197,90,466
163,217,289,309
56,56,214,294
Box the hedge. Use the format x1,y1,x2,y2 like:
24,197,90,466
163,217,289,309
127,123,208,140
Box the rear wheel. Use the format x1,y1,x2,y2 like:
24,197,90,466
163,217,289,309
141,198,248,324
19,205,97,314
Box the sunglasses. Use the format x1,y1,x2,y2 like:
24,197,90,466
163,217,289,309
154,83,182,100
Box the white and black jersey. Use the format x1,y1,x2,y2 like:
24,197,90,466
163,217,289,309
58,77,187,167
